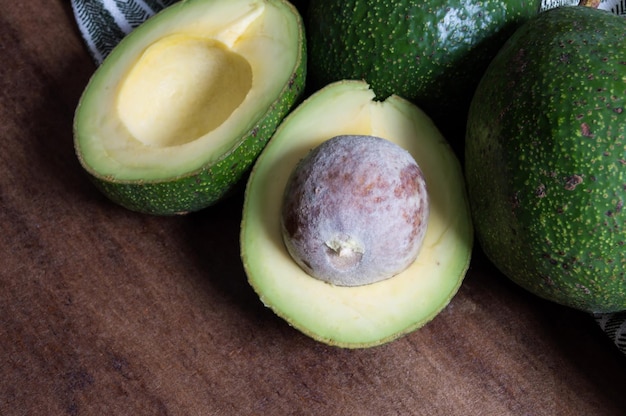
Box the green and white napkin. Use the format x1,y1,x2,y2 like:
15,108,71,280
596,312,626,353
71,0,179,64
70,0,626,355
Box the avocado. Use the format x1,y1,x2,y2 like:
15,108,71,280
305,0,541,147
74,0,306,215
241,80,473,348
465,5,626,313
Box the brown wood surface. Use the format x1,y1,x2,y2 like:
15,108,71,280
1,1,626,415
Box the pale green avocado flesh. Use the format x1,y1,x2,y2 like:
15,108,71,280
241,80,474,348
74,0,305,215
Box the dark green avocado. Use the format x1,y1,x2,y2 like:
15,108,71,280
465,5,626,312
306,0,541,146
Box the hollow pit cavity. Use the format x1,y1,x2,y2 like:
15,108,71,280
116,34,253,148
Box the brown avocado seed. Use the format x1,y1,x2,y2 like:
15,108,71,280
280,135,429,286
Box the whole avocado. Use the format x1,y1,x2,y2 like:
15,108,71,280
306,0,541,147
465,5,626,313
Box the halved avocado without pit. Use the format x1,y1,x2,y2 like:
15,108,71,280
74,0,306,215
241,80,474,348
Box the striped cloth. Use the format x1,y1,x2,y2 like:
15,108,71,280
70,0,626,355
596,312,626,353
71,0,179,64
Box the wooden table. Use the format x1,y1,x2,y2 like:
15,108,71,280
2,1,625,415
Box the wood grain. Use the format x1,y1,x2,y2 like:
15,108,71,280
1,1,625,415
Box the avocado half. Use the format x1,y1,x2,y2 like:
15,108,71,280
241,80,473,348
74,0,306,215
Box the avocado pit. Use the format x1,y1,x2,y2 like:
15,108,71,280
280,135,429,286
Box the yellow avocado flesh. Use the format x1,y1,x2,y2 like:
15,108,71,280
241,80,474,348
75,0,299,180
116,35,252,148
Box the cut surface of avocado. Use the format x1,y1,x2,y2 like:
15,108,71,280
74,0,305,214
240,80,473,348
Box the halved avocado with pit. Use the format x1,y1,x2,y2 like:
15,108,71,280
240,80,473,348
74,0,306,215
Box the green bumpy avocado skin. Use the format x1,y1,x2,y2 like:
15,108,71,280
306,0,540,145
465,6,626,313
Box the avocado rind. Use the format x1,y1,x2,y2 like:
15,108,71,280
465,6,626,313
